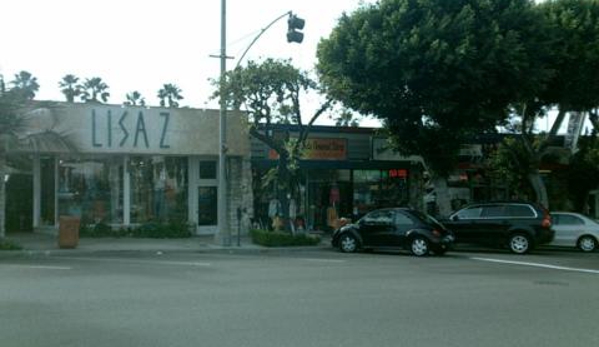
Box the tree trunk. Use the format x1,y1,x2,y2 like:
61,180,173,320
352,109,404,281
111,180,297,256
432,176,452,217
0,153,6,239
528,170,549,209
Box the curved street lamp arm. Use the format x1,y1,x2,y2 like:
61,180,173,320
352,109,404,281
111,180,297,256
236,11,292,68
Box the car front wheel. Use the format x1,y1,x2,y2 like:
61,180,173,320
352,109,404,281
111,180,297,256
578,236,597,252
410,237,430,257
509,234,531,254
339,234,359,253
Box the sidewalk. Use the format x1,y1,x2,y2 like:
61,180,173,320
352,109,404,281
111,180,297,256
1,232,331,256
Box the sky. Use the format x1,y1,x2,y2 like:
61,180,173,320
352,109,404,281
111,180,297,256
1,0,376,124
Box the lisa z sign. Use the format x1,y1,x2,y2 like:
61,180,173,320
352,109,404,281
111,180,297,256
90,109,171,149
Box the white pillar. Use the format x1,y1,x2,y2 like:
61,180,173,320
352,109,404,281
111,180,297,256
32,155,41,229
54,157,59,227
123,156,131,225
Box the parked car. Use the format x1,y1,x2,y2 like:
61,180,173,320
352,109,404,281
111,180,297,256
442,202,554,254
549,212,598,252
331,208,454,256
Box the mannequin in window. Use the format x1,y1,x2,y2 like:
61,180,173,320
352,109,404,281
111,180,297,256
327,183,340,229
268,197,282,231
154,163,167,220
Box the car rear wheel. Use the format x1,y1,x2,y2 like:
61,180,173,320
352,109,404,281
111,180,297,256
410,237,430,257
509,234,531,254
339,234,359,253
578,236,597,252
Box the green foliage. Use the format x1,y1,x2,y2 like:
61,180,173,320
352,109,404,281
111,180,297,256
0,239,23,250
317,0,551,176
10,71,40,100
157,83,183,108
80,77,110,103
212,58,331,221
566,137,599,211
249,229,321,247
124,91,146,107
80,220,193,239
59,74,81,103
537,0,599,111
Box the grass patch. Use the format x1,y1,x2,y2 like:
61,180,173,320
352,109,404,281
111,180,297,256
249,229,321,247
0,239,23,251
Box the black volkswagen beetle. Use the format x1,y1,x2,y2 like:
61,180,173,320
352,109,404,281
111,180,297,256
331,208,454,256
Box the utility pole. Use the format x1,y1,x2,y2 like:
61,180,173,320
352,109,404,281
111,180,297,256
217,0,230,246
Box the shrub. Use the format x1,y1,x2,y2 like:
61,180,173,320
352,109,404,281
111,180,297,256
80,220,193,239
249,229,321,247
0,239,23,251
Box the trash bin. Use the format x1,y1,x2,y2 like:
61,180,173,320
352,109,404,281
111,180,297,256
58,216,81,249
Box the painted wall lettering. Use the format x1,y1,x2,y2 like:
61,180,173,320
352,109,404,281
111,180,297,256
119,111,129,146
134,112,149,148
90,108,172,150
92,109,102,147
160,112,170,148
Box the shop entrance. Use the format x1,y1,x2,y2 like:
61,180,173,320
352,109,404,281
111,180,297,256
306,170,352,231
198,186,217,227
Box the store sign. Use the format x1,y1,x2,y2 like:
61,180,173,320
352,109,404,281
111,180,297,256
268,138,347,160
388,169,408,179
90,108,171,149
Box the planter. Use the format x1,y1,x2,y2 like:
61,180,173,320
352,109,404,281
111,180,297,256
58,216,81,249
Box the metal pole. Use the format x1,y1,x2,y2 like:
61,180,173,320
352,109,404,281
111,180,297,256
217,0,230,246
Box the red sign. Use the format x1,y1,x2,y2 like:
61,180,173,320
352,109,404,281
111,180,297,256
388,169,408,178
269,138,347,160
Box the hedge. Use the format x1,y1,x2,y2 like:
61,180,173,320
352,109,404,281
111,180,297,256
0,239,23,251
79,220,193,239
249,229,321,247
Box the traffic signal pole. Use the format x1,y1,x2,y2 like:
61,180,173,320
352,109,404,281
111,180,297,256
236,11,305,68
214,5,304,245
217,0,231,246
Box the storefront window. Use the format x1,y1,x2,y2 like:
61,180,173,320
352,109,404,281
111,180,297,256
353,169,409,217
306,170,351,230
58,156,123,224
353,170,381,217
129,156,188,223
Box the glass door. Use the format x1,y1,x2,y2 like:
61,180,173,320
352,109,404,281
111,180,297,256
198,187,217,226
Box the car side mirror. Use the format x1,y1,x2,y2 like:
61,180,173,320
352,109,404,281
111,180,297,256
450,215,459,221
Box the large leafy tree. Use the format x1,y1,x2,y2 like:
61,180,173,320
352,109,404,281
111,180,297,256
317,0,551,215
80,77,110,103
212,58,332,224
503,0,599,208
0,81,76,238
157,84,183,108
59,74,81,103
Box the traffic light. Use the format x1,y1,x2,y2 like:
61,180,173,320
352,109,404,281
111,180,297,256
287,13,305,43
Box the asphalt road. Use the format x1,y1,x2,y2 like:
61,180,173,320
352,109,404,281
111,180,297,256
1,248,598,347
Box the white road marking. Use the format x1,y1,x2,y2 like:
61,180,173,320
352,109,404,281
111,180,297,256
55,256,212,267
3,265,72,270
471,257,599,275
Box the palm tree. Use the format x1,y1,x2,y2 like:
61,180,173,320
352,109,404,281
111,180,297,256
10,71,40,100
123,91,146,106
80,77,110,103
157,83,183,108
59,74,81,102
0,85,76,238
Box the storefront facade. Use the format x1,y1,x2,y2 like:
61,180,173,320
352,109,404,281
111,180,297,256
16,103,252,235
250,126,425,231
